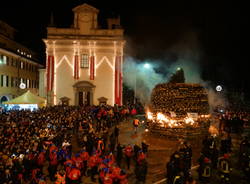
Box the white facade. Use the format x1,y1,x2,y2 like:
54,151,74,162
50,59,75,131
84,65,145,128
40,4,125,106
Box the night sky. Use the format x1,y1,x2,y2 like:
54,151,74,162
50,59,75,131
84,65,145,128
0,0,249,94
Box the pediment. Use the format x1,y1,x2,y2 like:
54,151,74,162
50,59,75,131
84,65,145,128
98,97,108,102
73,3,99,13
73,81,96,88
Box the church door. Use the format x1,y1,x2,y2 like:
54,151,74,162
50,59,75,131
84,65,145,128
86,91,90,106
73,81,95,106
79,92,84,106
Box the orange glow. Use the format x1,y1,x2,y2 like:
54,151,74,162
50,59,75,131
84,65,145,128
147,111,201,128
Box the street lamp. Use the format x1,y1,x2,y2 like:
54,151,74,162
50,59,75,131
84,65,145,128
134,63,151,104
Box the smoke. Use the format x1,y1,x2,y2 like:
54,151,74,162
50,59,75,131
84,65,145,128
123,30,229,110
123,57,165,104
202,82,229,112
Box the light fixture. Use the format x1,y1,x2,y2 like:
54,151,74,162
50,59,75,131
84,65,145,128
216,85,222,92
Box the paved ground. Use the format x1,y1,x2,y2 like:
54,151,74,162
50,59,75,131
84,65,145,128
42,117,250,184
117,119,206,183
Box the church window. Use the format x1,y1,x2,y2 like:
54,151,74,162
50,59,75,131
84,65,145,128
81,54,89,68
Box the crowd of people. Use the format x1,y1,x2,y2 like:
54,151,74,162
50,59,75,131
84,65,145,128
218,110,250,135
151,83,209,116
166,132,250,184
0,105,149,184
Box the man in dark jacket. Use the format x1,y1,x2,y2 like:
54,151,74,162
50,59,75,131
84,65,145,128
135,159,148,183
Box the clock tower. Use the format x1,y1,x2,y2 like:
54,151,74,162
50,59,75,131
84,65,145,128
73,4,99,34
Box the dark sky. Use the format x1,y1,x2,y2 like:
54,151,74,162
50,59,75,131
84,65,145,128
0,0,249,93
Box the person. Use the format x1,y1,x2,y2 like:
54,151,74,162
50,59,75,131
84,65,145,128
124,144,133,170
133,118,140,133
116,143,124,167
55,169,66,184
114,126,120,144
167,160,176,184
218,154,232,183
133,144,141,160
135,159,148,183
109,133,116,153
68,166,81,184
141,141,149,155
80,148,89,176
88,152,99,182
198,157,212,183
137,150,146,165
48,150,58,181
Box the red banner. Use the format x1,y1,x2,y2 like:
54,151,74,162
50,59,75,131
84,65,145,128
90,56,95,80
46,55,55,92
115,56,122,105
74,55,79,79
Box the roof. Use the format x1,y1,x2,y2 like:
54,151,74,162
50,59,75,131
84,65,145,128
72,3,99,14
3,90,46,105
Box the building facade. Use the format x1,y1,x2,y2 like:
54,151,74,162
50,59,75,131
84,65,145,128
40,4,125,106
0,20,41,104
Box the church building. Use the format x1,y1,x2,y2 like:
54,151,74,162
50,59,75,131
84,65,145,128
39,3,125,106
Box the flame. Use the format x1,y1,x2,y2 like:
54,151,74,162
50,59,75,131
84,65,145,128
147,111,153,120
184,117,195,125
208,125,219,136
146,111,199,128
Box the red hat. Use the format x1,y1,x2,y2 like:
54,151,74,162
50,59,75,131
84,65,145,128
204,157,210,163
223,154,229,159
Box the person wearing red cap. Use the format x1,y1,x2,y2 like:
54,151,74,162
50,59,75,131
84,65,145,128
102,168,114,184
137,151,146,165
124,145,133,170
80,150,89,176
198,157,212,183
37,150,46,170
68,166,81,184
48,150,58,181
218,153,232,183
88,153,100,182
111,165,121,182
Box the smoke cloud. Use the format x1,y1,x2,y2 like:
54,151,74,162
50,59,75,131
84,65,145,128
123,30,228,110
123,57,165,105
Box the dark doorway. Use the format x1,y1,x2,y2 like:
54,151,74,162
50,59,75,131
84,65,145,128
79,92,83,106
86,91,90,106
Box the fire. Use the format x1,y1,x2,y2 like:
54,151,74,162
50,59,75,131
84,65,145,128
147,111,153,120
184,117,195,125
146,111,199,128
208,125,219,136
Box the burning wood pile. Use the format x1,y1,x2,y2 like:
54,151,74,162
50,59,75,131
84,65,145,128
147,83,210,138
146,111,210,138
151,83,209,117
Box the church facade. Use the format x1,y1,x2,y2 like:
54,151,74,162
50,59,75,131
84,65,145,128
39,4,125,106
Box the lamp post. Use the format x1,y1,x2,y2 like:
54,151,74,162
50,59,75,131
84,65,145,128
134,63,151,104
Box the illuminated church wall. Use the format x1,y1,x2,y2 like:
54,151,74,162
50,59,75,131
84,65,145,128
40,3,125,106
